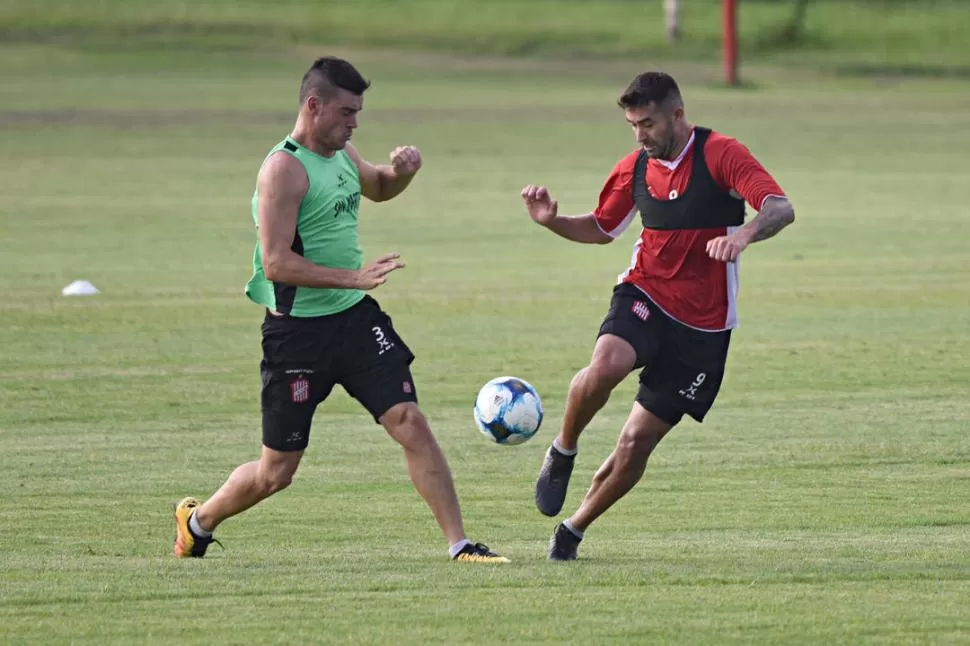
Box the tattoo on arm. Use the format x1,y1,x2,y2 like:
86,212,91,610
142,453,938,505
748,197,795,243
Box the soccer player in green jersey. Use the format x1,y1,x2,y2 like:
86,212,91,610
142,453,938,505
174,57,508,563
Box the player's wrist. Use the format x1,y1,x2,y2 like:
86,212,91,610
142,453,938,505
735,225,756,245
390,163,419,179
347,269,364,290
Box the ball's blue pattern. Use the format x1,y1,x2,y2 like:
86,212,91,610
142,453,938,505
474,376,543,445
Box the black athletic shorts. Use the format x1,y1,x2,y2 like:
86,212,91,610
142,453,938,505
260,295,417,451
598,283,731,426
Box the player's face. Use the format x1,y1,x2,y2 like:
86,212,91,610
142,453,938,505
625,102,681,160
307,89,362,151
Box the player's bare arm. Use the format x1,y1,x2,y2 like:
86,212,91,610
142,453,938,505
706,196,795,263
521,184,613,244
345,142,421,203
259,152,404,289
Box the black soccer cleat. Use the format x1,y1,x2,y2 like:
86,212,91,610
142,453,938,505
548,522,582,561
535,445,575,517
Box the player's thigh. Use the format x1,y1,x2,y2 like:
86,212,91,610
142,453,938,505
597,283,663,369
337,297,418,423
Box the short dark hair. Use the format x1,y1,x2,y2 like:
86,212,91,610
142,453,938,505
299,56,371,105
617,72,683,110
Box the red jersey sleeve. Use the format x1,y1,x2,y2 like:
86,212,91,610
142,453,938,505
592,152,639,238
704,132,786,211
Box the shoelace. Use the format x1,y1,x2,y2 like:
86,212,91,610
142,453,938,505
472,543,495,556
199,535,225,551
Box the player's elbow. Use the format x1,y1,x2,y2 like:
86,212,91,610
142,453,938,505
772,198,796,226
262,251,288,282
781,201,795,225
365,188,389,203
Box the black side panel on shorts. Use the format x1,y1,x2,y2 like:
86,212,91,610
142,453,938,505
272,231,303,315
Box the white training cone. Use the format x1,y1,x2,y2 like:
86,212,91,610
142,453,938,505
62,280,100,296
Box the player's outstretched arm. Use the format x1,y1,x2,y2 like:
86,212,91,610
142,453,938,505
521,184,613,245
346,142,421,203
258,152,404,290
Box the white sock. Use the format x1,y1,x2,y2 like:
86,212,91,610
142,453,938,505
552,438,577,457
449,538,472,558
562,519,585,539
189,510,213,538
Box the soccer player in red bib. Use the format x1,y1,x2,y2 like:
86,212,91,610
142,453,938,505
522,72,796,560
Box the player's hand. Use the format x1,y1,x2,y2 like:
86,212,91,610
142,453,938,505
706,230,751,263
355,252,405,290
521,184,559,226
390,146,422,176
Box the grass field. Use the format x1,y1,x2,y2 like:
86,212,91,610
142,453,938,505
3,0,969,72
2,6,970,644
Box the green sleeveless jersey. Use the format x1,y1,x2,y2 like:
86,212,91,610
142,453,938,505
245,136,365,317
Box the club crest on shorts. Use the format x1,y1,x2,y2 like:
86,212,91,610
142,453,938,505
290,376,310,403
402,381,412,394
631,300,650,321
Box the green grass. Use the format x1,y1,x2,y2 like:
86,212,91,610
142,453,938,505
2,37,970,645
2,0,969,72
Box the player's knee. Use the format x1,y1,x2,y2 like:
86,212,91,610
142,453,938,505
381,403,432,447
616,427,660,460
263,473,293,496
585,335,635,392
259,470,293,495
584,360,627,394
256,460,298,495
380,401,421,430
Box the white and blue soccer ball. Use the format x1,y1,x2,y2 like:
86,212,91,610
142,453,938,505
473,376,543,445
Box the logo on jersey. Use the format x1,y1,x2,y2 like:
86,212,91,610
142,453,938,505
332,191,361,219
631,301,650,322
290,377,311,403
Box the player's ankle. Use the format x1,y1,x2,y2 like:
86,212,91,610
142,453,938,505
189,510,213,538
562,519,585,539
448,538,472,559
553,437,577,456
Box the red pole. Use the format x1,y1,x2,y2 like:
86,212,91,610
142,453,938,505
723,0,739,86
